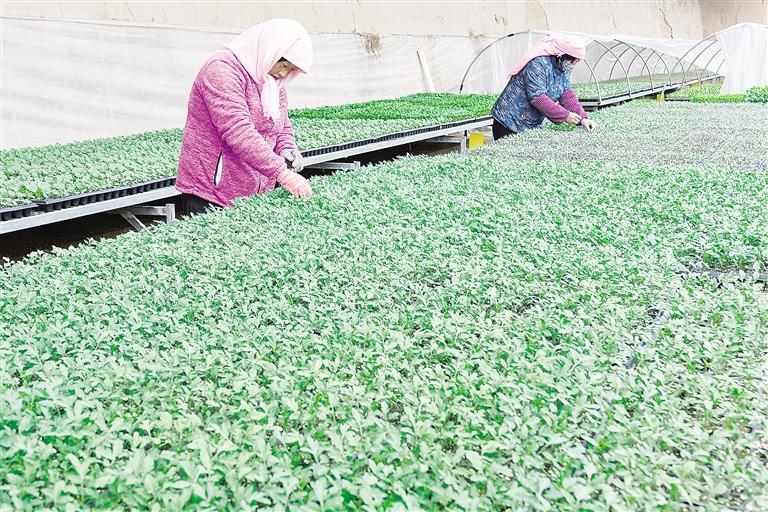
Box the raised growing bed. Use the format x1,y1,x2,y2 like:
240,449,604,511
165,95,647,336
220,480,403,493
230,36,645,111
302,116,492,156
35,176,176,212
2,94,496,211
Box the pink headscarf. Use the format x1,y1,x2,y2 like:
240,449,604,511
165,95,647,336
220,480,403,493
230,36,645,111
508,34,587,77
225,19,313,121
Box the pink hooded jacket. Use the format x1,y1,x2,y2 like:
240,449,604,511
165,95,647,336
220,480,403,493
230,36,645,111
176,20,313,206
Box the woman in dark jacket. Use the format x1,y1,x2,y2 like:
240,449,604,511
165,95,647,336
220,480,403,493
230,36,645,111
491,34,597,139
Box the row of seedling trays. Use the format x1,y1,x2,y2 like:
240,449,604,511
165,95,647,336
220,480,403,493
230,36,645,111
301,116,492,156
0,116,491,222
0,177,176,221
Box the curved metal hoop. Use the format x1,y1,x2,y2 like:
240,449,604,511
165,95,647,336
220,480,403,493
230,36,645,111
614,40,655,92
457,30,726,101
701,48,723,81
679,34,718,84
642,48,673,87
714,54,727,76
590,40,632,96
592,40,625,79
579,57,603,102
458,30,602,100
458,32,517,93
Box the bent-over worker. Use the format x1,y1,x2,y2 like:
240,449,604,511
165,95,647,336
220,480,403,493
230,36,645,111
491,34,597,140
176,19,313,215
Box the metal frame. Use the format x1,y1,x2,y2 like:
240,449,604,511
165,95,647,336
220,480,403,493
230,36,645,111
458,32,641,101
112,204,176,231
714,56,727,77
701,49,724,81
593,40,633,96
601,41,644,92
593,40,624,80
579,58,604,103
418,134,468,152
458,33,517,93
593,40,683,94
615,41,655,92
458,31,606,101
305,161,361,172
679,35,718,85
1,118,492,234
0,186,180,234
303,118,491,165
458,30,724,108
629,47,672,89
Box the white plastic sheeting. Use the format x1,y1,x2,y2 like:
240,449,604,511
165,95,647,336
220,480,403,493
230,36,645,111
717,23,768,94
462,24,768,96
460,29,720,94
1,17,765,149
1,17,491,149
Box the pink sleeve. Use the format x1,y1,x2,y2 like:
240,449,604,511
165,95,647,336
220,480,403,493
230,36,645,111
530,94,570,124
196,59,286,179
559,89,587,119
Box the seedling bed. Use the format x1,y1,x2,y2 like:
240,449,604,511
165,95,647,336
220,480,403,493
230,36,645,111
35,177,176,213
303,116,492,156
1,99,767,510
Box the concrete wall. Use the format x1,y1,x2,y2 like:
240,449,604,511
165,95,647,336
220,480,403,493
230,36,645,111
3,0,761,39
699,0,768,36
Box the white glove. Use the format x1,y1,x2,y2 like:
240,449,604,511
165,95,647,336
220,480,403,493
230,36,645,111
280,149,304,173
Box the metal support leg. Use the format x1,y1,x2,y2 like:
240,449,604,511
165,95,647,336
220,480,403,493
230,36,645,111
424,133,469,152
305,161,361,172
119,210,147,231
113,203,176,231
165,203,176,223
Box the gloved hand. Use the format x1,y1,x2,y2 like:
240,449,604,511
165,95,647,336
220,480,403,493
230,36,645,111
565,112,582,125
280,148,305,173
277,168,313,199
580,118,597,131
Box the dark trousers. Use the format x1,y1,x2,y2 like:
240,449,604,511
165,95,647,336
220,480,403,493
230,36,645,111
492,119,516,140
181,194,221,217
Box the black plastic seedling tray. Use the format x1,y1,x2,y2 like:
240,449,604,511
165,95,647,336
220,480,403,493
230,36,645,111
0,202,39,221
35,176,176,213
303,116,492,157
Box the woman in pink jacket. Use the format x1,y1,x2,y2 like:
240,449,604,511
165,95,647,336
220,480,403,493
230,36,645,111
176,19,313,215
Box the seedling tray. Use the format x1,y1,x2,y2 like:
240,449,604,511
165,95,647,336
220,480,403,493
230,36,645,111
35,177,176,212
0,202,39,221
303,116,492,157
